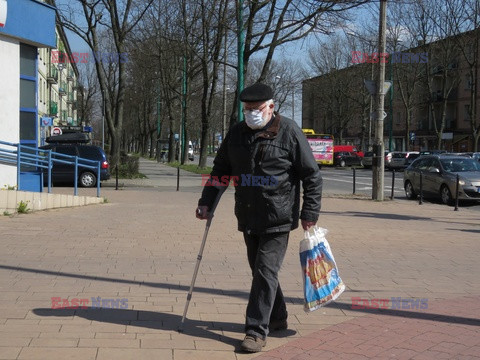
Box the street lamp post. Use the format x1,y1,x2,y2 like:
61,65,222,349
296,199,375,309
102,94,105,150
389,55,393,152
222,24,228,140
156,86,161,162
291,87,295,122
58,63,64,126
181,56,187,163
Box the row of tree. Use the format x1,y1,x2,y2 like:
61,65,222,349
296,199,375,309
53,0,368,168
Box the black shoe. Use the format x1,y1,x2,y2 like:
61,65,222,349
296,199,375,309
269,318,288,331
241,335,266,352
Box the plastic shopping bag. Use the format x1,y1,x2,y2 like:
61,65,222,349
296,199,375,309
299,226,345,312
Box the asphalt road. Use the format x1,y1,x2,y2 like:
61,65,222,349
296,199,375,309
201,155,480,211
321,167,404,197
322,167,480,211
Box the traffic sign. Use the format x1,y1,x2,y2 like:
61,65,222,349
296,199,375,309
409,132,416,141
370,111,387,120
41,117,53,127
364,80,392,95
51,127,62,136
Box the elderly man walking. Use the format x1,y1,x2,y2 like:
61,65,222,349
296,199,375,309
196,82,322,353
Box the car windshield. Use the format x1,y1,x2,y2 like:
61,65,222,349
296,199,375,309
440,158,480,172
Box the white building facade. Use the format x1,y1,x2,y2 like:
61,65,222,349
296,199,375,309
0,0,56,188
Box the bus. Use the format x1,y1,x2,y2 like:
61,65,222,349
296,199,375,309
302,129,334,167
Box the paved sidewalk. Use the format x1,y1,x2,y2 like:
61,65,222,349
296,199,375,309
0,159,479,359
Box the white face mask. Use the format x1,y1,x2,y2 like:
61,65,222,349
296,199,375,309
244,109,270,129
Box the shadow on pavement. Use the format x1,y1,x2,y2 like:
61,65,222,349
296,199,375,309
322,210,431,221
454,228,480,233
7,264,480,329
329,301,480,327
0,264,250,300
323,210,478,227
32,307,242,348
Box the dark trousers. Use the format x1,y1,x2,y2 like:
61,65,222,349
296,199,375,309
243,231,289,339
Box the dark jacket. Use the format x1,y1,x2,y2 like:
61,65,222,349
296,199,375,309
198,113,322,234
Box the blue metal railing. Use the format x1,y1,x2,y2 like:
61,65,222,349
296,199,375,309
0,140,101,197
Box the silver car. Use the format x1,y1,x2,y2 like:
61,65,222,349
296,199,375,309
363,151,373,168
388,152,407,170
389,151,420,171
404,155,480,205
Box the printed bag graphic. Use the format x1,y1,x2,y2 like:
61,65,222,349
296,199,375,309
299,227,345,312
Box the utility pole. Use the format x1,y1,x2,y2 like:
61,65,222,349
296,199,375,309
156,86,161,162
372,0,387,201
181,56,187,164
388,55,393,152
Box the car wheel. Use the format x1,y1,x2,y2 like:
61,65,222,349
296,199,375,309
79,171,97,188
404,181,417,200
340,160,346,167
440,185,453,205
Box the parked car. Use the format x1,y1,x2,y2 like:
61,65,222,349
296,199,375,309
419,150,447,155
363,151,373,168
403,154,480,205
404,152,421,168
334,151,363,167
188,141,194,161
384,151,394,169
387,152,407,170
39,143,110,187
363,151,390,169
388,151,420,171
451,152,480,162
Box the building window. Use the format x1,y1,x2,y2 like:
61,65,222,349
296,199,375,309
20,44,38,145
20,79,36,109
20,112,36,140
20,45,36,78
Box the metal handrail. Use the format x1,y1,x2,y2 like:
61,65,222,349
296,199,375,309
0,140,101,197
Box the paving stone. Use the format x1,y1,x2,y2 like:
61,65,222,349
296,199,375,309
18,347,97,360
1,159,479,360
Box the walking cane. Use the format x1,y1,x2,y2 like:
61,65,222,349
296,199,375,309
178,186,226,332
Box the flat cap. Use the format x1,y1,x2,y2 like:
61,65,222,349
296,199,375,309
239,83,273,103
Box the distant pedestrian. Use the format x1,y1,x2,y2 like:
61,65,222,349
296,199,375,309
196,83,323,352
